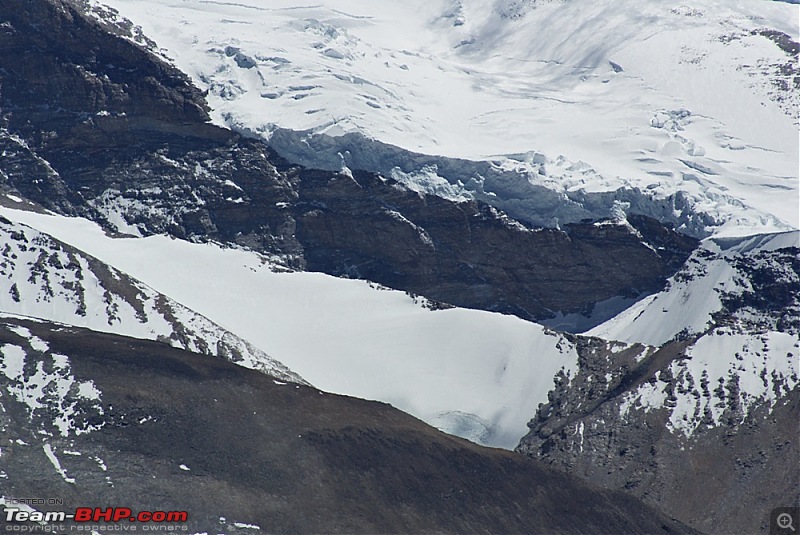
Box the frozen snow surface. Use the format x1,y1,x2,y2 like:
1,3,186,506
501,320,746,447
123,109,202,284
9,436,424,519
91,0,798,237
2,207,580,449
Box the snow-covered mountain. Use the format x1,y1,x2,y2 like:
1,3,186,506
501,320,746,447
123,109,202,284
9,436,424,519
1,0,797,532
0,316,695,534
519,230,799,534
589,230,800,345
539,230,798,444
89,0,798,237
3,200,795,532
0,209,301,382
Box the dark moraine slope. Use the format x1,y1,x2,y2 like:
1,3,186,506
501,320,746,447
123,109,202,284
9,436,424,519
0,317,696,534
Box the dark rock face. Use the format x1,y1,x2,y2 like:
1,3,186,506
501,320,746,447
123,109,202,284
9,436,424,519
522,382,798,534
0,0,697,324
0,0,210,133
292,169,697,320
0,317,697,534
715,247,800,333
519,344,799,535
517,242,800,534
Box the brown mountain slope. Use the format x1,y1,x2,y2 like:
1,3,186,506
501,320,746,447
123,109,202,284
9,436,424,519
0,317,695,534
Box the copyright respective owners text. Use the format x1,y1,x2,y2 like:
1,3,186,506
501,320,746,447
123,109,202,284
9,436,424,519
2,501,190,532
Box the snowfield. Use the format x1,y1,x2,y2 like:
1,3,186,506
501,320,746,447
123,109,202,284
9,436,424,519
2,205,580,449
89,0,798,237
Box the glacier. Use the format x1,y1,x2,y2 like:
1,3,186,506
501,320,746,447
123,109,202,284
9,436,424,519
88,0,798,237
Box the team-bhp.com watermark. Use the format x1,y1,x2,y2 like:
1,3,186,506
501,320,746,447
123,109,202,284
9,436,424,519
3,505,189,532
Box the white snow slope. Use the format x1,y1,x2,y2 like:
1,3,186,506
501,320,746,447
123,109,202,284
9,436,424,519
89,0,798,237
1,204,581,449
619,329,798,438
589,230,800,346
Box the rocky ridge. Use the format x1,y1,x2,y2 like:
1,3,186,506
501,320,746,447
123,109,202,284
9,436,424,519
518,232,800,534
0,212,300,382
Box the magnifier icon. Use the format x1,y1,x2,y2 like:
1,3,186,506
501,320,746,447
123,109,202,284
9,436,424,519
778,513,796,532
